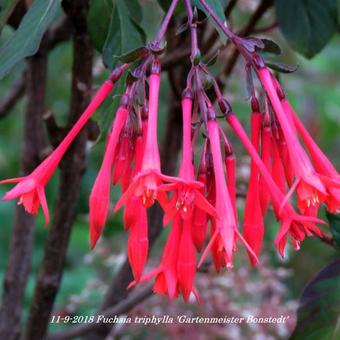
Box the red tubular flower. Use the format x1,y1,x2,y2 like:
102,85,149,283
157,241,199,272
285,100,340,213
258,67,327,213
209,220,225,272
243,112,264,265
192,169,208,252
259,113,272,216
226,113,325,256
112,129,135,192
221,133,237,224
126,197,148,281
160,94,216,224
202,118,258,269
129,215,182,299
89,107,128,249
177,218,197,302
0,72,123,225
123,132,149,282
271,131,287,195
276,131,294,187
114,63,171,213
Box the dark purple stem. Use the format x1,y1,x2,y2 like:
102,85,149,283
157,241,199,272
184,0,199,61
153,0,179,47
198,0,256,65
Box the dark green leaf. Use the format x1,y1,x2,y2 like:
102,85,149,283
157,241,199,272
191,0,227,44
0,0,62,79
205,49,219,66
326,211,340,248
0,0,20,33
291,261,340,340
157,0,184,14
261,38,282,55
87,0,114,52
265,61,298,74
275,0,337,58
114,46,148,63
102,0,145,70
125,0,142,24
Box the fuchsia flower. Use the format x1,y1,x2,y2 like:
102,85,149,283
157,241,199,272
0,77,118,225
89,107,128,249
200,118,258,269
123,132,149,282
129,215,183,299
258,67,328,214
112,129,135,192
160,94,216,225
192,166,208,252
222,134,237,223
114,63,170,213
284,100,340,213
259,111,272,216
130,93,215,300
227,113,325,256
243,112,264,265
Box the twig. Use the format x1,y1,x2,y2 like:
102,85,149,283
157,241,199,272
22,1,93,339
48,285,153,340
0,41,47,340
0,70,26,118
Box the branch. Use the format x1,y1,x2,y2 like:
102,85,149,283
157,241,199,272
48,285,153,340
22,1,93,339
0,70,26,118
0,41,47,339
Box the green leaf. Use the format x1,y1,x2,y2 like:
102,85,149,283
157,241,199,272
0,0,20,33
265,61,298,74
0,0,62,79
326,211,340,248
157,0,184,14
275,0,337,58
102,0,145,70
261,38,282,55
87,0,114,52
191,0,227,43
291,261,340,340
114,46,148,63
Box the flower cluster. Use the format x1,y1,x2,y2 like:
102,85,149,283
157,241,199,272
1,1,340,303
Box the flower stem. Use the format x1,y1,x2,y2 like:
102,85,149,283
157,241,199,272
154,0,180,47
184,0,199,61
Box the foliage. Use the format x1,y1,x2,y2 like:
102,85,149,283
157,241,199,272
292,261,340,340
275,0,339,58
0,0,62,78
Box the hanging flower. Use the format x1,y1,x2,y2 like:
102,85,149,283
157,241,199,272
89,106,128,249
0,67,127,224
